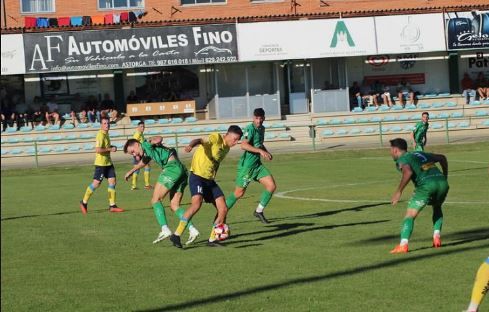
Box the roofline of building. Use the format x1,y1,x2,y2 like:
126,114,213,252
1,4,488,34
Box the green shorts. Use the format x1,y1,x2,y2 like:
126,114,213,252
235,164,271,188
407,178,449,211
158,160,188,197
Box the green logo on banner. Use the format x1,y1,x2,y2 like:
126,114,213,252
330,21,355,48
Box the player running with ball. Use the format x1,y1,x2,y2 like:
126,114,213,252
123,136,200,245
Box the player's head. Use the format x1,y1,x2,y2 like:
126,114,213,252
225,125,243,147
137,121,145,132
123,139,143,157
253,108,266,127
101,117,110,131
421,112,429,123
389,138,408,160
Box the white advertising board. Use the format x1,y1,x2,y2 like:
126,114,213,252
237,17,377,61
1,34,26,75
375,14,446,54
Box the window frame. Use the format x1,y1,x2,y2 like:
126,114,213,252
97,0,145,10
20,0,56,14
180,0,227,7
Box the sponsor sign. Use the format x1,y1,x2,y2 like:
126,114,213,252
23,24,238,73
1,34,26,75
237,17,376,61
445,11,489,50
375,14,446,54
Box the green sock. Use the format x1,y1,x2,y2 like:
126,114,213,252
432,206,443,232
226,193,237,210
152,202,168,227
400,217,415,240
175,207,194,228
259,190,273,208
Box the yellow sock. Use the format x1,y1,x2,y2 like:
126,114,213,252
82,184,95,203
108,185,116,206
209,226,217,242
132,173,138,189
144,169,150,186
470,261,489,306
175,219,188,236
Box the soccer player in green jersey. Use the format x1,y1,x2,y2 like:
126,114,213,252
123,136,200,245
225,108,277,224
411,112,429,151
389,138,449,254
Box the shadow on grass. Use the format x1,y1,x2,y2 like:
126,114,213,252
137,242,488,312
450,166,488,173
352,227,489,246
184,219,390,250
1,209,108,221
231,202,388,226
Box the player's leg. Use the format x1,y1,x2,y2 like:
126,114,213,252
466,258,489,312
226,167,251,210
391,187,429,253
254,167,276,224
170,191,200,245
432,179,449,248
106,165,123,212
208,195,228,246
80,167,103,214
144,164,152,190
151,182,172,244
131,156,140,190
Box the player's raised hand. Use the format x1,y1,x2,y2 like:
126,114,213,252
391,191,402,205
184,145,193,153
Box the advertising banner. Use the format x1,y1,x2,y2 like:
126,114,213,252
445,11,489,50
1,34,26,75
375,14,446,54
23,24,238,73
237,17,377,61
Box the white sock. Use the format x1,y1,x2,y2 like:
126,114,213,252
255,204,265,213
467,302,479,312
400,239,409,246
188,225,198,234
161,225,171,233
433,230,440,238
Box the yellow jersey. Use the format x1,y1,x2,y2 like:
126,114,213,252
190,132,230,180
133,130,145,143
94,130,112,166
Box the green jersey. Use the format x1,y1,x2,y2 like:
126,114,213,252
239,123,265,168
413,121,429,144
141,141,177,169
396,152,445,187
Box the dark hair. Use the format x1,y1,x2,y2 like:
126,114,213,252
101,116,110,123
227,125,243,139
138,121,145,126
422,112,429,117
253,108,265,117
389,138,408,151
123,138,139,153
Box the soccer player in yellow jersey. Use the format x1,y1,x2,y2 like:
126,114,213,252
131,121,152,191
465,257,489,312
79,117,124,213
170,125,243,248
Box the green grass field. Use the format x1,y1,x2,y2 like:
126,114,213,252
1,142,488,312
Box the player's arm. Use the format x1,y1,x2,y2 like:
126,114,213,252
241,139,272,160
148,136,163,145
125,157,151,181
184,138,203,153
392,164,413,205
410,129,416,147
430,153,448,177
